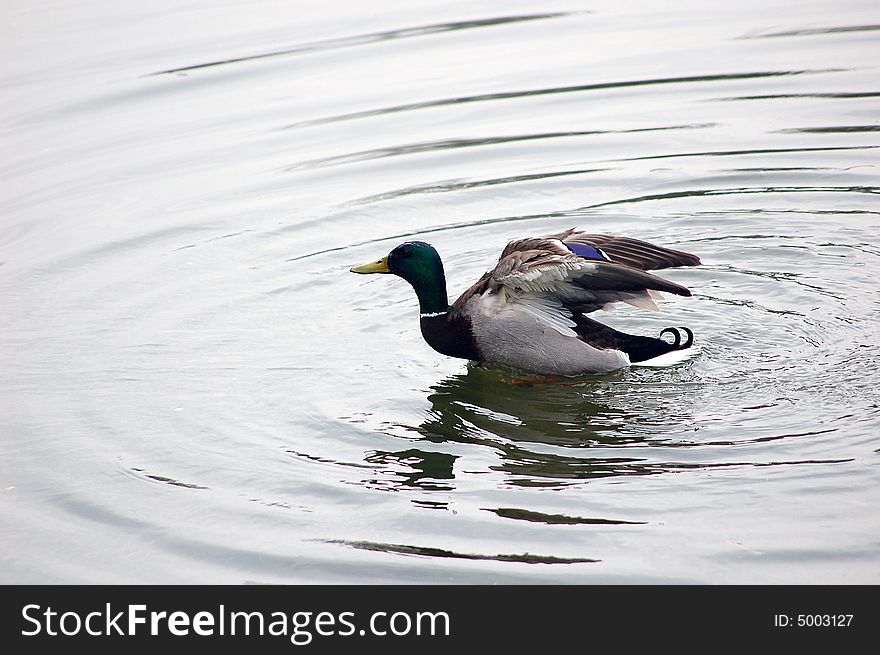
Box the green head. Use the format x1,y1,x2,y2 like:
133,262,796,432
350,241,450,314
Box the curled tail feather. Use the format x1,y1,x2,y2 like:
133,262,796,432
574,316,694,363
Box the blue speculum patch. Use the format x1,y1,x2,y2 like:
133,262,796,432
566,242,610,261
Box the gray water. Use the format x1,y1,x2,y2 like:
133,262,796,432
2,0,879,584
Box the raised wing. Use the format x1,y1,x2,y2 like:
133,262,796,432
548,227,701,271
453,231,698,336
495,234,692,305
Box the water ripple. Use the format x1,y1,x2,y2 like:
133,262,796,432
744,24,880,39
283,71,831,129
609,145,879,164
779,125,880,134
580,185,880,209
345,168,610,206
485,508,646,525
714,91,880,101
325,540,600,564
284,124,713,171
150,13,571,76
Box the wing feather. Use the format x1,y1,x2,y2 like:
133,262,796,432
451,230,698,327
547,229,701,270
509,292,578,337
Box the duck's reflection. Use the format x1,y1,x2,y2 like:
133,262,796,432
418,364,637,447
363,448,457,491
364,364,690,492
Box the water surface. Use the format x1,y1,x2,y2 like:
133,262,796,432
2,0,879,583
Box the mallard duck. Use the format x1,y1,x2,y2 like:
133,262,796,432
350,228,700,375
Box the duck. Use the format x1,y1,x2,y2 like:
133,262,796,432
350,227,700,375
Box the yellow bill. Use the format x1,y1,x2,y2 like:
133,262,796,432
350,256,390,274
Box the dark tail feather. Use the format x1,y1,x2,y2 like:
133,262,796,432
574,315,694,363
659,326,694,350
